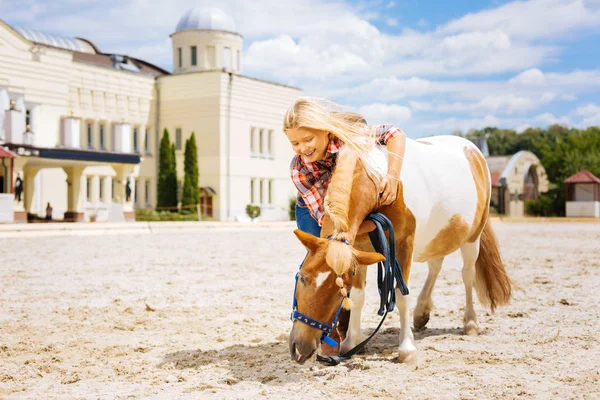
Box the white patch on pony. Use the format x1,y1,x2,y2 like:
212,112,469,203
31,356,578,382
315,271,331,289
363,145,388,178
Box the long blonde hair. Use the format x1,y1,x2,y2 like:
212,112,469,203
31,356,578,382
283,97,378,160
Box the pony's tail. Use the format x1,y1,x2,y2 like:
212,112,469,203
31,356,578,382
474,220,512,313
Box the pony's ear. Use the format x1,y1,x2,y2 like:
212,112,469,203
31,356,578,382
353,249,386,266
294,229,325,252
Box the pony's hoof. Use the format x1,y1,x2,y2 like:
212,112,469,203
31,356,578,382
414,313,430,330
340,337,362,354
397,342,417,363
463,320,479,336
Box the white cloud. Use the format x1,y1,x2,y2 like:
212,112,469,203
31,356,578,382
414,115,501,135
358,103,412,126
574,103,600,117
440,29,511,53
573,103,600,126
386,18,398,27
534,112,571,126
509,68,546,85
443,0,600,41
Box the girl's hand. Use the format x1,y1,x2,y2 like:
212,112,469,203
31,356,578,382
379,175,398,206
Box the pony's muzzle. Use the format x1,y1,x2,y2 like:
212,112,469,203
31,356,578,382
289,323,319,364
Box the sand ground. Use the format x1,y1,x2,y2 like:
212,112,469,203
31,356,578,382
1,222,599,399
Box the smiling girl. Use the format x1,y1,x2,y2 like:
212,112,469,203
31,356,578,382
284,97,406,238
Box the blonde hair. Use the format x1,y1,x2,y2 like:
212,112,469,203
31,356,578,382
283,97,378,160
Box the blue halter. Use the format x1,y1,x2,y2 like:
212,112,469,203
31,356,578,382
290,236,350,348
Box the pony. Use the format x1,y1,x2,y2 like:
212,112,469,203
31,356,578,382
289,135,512,364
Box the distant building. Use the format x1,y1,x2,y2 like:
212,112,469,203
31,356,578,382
0,7,301,222
565,169,600,217
471,136,549,217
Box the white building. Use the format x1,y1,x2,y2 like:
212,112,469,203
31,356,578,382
0,7,301,222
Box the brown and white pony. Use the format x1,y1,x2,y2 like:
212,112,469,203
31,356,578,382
289,135,512,364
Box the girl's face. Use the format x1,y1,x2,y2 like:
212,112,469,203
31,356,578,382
285,128,330,162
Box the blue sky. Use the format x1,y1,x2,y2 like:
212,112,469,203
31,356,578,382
2,0,600,138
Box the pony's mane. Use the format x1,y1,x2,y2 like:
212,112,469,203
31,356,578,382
324,146,360,275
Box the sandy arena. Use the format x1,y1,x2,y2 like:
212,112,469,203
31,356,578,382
1,222,599,399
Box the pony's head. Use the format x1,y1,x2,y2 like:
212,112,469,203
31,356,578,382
289,229,385,364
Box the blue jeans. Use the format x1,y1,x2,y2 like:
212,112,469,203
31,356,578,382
295,197,321,237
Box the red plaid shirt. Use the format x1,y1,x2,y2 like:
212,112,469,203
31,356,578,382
290,125,401,225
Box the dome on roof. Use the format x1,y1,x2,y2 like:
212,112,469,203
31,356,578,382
175,7,237,33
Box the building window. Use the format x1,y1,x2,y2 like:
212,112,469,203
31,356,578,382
259,179,264,204
250,178,255,203
86,177,92,201
144,128,150,153
25,109,31,127
268,129,273,155
175,128,182,150
178,47,182,68
237,50,241,71
133,127,139,153
259,129,264,154
224,47,232,71
191,46,197,66
250,127,256,155
87,123,93,149
134,180,139,205
145,180,150,205
99,177,104,201
99,124,105,149
268,180,273,204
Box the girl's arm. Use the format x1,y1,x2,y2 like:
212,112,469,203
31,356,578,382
380,133,406,206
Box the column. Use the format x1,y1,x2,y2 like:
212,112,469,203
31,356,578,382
23,166,39,216
91,175,100,204
113,164,135,221
12,157,27,222
63,166,86,222
0,88,9,140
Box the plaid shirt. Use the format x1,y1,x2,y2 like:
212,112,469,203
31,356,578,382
290,125,401,225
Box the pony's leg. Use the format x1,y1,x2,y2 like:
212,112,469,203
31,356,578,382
413,257,444,330
340,266,368,353
396,235,416,362
395,287,416,362
460,240,480,336
340,288,365,353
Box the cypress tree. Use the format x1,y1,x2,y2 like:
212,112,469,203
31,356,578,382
157,129,172,207
169,142,178,207
157,129,178,208
182,132,199,207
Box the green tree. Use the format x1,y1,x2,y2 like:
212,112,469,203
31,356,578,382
157,129,177,208
182,132,199,207
170,143,178,205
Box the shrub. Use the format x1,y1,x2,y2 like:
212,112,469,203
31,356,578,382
245,204,261,220
289,196,297,221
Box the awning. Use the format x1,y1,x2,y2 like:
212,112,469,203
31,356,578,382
199,186,217,195
0,146,18,159
5,143,139,164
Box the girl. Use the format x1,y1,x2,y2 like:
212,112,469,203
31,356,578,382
284,97,406,238
284,97,407,356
